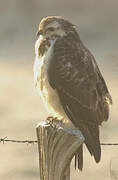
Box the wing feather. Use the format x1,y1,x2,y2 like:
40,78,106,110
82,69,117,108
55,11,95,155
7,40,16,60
47,36,112,170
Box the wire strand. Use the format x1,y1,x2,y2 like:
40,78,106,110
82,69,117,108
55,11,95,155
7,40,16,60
0,137,37,144
0,137,118,145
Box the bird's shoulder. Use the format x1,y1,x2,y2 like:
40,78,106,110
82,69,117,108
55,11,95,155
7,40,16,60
50,36,98,90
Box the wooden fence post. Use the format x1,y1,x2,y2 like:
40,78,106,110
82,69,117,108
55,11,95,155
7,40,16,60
36,119,84,180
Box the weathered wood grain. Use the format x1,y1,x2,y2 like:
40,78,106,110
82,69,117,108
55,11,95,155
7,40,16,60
36,120,84,180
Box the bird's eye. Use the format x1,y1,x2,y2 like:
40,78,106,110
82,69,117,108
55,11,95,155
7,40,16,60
46,27,55,33
48,27,55,31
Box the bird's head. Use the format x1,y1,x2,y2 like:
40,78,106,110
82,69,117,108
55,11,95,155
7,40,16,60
35,16,80,57
36,16,76,40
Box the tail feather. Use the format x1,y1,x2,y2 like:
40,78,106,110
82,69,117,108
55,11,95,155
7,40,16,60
75,124,101,171
88,124,101,163
79,123,101,163
75,145,83,171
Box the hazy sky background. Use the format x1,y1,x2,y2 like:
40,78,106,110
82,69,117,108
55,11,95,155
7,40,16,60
0,0,118,61
0,1,118,180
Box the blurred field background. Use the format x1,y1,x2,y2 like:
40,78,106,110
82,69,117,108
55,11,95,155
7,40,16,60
0,0,118,179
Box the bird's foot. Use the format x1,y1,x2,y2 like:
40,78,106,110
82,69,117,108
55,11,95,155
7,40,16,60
46,116,54,124
46,116,63,128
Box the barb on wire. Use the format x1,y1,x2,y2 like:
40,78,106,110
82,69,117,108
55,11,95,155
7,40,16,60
0,137,37,144
0,137,118,145
101,143,118,146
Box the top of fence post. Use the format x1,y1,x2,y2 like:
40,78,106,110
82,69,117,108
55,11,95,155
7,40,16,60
36,119,84,180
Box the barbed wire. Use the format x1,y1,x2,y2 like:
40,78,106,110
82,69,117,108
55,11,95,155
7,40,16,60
0,137,37,144
0,137,118,145
101,143,118,146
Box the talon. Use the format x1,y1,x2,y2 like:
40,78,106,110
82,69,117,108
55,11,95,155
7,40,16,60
47,116,53,121
46,116,55,125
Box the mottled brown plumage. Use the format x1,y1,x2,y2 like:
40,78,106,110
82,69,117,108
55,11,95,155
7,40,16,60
34,16,112,170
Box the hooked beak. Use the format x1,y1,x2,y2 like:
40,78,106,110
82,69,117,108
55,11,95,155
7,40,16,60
36,29,43,38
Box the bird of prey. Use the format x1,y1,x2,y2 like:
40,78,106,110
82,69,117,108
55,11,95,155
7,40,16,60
34,16,112,170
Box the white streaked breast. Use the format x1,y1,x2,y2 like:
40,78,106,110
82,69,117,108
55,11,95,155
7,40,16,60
34,38,74,127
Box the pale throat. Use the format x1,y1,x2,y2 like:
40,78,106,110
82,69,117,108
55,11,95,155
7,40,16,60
35,35,58,58
35,35,44,57
35,26,66,57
